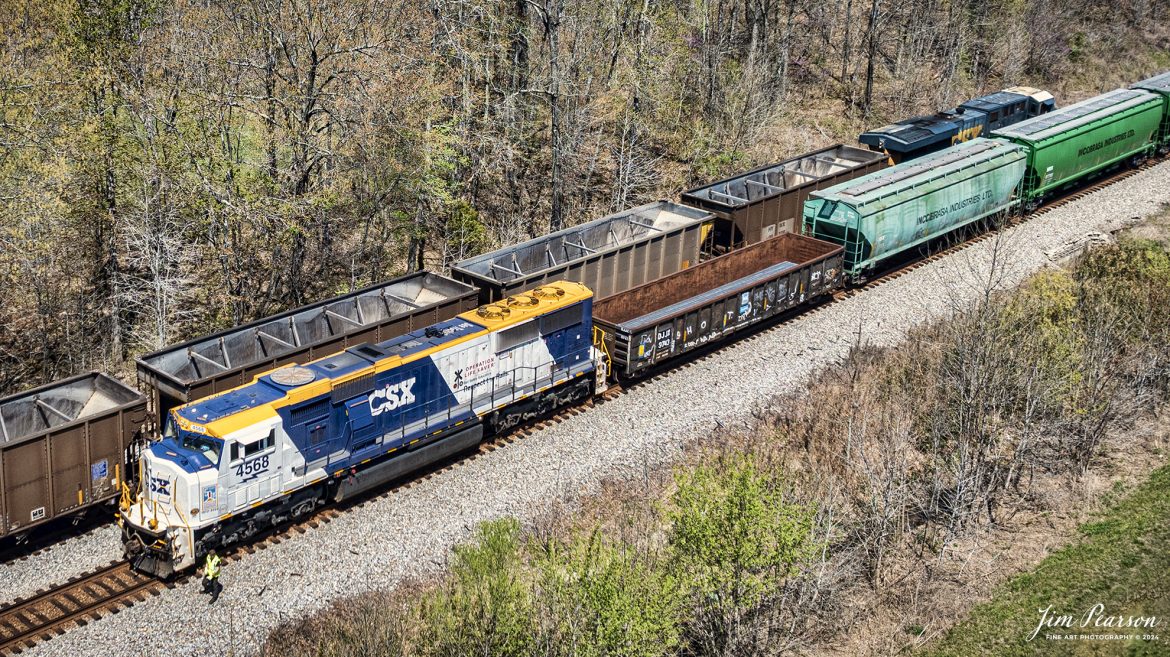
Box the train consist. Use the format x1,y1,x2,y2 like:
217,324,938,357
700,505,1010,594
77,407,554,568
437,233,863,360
808,76,1170,281
2,73,1167,576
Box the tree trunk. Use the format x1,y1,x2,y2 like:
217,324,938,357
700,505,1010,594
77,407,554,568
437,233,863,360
863,0,880,116
545,0,566,232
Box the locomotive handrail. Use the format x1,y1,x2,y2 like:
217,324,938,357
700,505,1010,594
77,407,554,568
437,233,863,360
173,499,194,561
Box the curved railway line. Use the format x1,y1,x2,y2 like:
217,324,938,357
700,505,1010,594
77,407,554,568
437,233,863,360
0,562,164,655
1,154,1163,657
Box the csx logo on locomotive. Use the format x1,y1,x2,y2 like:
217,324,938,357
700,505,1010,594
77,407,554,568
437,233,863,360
149,476,171,497
368,377,417,416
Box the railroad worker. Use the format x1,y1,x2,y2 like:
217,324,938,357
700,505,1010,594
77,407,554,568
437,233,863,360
201,549,223,603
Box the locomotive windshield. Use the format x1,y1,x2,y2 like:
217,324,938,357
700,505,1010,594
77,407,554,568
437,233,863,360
162,414,223,466
180,433,222,466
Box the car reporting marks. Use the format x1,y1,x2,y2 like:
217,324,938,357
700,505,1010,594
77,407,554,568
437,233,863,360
369,377,417,416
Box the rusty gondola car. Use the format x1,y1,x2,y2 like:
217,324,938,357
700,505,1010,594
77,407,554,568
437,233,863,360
0,373,146,540
592,233,844,377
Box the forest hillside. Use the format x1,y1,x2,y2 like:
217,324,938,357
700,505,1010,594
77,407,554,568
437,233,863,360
2,0,1168,392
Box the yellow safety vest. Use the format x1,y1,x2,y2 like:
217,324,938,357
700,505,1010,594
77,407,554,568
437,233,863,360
205,554,221,579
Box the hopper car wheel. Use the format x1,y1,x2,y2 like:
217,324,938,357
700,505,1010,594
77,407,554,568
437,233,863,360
1128,153,1149,168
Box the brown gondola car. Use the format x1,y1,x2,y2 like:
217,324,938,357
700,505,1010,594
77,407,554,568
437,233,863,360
135,272,478,420
593,233,845,377
0,373,146,539
680,145,888,250
450,201,716,304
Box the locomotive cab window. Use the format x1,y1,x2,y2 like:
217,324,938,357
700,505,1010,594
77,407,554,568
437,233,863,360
179,431,223,466
230,430,276,462
497,321,539,351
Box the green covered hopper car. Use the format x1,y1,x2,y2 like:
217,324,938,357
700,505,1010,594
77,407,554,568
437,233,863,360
802,138,1026,280
991,88,1162,207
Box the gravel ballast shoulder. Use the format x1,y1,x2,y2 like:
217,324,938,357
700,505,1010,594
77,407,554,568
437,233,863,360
10,161,1170,657
0,524,122,608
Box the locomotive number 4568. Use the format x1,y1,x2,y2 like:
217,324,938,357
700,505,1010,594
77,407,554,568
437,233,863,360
235,455,270,479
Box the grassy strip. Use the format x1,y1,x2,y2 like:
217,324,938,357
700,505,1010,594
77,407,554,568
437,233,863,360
922,463,1170,656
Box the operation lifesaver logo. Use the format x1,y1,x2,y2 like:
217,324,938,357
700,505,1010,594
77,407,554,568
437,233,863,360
368,377,417,416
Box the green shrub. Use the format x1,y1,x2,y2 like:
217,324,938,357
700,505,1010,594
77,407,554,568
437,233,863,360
667,453,817,654
534,530,682,657
417,518,534,657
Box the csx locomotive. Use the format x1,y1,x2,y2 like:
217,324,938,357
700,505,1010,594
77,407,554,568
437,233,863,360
860,87,1056,163
121,283,605,576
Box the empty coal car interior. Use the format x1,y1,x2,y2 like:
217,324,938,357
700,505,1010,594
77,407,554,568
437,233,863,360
136,272,477,420
0,373,145,538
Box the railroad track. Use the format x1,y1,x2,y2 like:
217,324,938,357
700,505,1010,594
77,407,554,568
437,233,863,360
5,154,1165,656
0,561,165,655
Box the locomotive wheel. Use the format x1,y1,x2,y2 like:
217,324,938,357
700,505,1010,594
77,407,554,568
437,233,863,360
291,498,316,518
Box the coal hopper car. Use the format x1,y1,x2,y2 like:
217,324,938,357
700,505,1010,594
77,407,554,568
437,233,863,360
0,373,146,540
679,145,887,250
136,272,478,421
451,201,715,303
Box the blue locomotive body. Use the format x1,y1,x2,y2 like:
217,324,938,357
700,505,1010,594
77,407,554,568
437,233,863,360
860,87,1056,163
